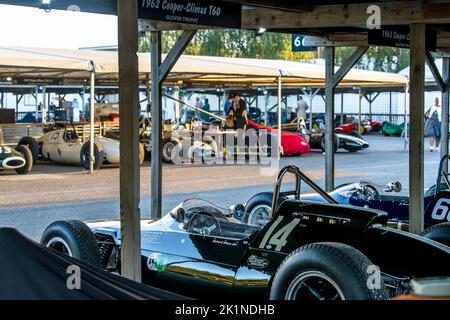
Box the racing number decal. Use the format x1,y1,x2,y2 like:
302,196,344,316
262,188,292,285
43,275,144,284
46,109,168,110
259,216,300,251
0,146,12,154
51,132,60,142
431,198,450,221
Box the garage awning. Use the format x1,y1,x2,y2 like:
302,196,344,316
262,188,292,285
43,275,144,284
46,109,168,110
0,46,408,88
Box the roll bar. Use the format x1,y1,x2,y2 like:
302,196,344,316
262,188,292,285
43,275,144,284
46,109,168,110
435,154,450,195
271,165,338,215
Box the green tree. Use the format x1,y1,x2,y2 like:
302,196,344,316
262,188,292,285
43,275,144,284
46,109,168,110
335,47,409,73
139,29,313,60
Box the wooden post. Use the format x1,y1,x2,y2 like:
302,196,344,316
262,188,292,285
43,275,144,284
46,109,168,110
89,71,95,174
389,91,392,123
277,77,282,160
358,88,362,133
441,57,450,169
151,31,163,220
117,0,141,282
409,23,426,235
324,46,335,191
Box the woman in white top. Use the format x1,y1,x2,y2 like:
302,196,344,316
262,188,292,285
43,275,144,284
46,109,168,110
424,97,442,151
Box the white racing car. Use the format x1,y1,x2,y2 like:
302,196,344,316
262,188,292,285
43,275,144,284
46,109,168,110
37,123,144,170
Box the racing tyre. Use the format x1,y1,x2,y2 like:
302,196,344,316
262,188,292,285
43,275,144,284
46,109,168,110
243,192,287,226
422,222,450,247
17,136,39,163
14,145,33,174
80,141,104,170
162,138,181,164
320,135,338,153
40,220,101,267
270,242,388,300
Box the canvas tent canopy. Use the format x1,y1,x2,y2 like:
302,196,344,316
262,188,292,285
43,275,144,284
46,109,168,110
0,46,408,88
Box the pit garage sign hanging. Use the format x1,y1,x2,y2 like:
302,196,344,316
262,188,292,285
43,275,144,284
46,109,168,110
138,0,242,28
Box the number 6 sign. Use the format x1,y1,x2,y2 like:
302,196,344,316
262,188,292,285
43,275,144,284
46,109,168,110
431,198,450,221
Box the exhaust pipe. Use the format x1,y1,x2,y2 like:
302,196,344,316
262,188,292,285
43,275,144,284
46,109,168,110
2,157,26,170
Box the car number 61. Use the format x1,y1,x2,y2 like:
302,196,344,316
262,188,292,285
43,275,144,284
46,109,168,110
431,198,450,221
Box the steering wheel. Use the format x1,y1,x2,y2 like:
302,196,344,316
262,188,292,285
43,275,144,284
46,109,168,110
188,212,222,237
359,183,379,201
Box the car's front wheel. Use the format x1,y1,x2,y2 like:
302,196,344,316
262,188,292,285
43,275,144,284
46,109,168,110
270,242,387,300
40,220,101,267
14,145,33,174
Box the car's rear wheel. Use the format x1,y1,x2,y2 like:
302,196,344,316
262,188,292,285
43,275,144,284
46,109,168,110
320,135,338,153
270,242,388,300
14,145,33,174
80,141,104,170
40,220,101,267
17,136,39,163
243,192,287,226
422,222,450,247
162,139,178,164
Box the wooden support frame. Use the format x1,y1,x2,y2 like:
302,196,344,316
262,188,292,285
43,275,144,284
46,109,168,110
409,23,426,235
150,31,163,221
332,47,368,88
324,46,367,191
117,0,141,282
151,30,197,220
324,46,335,192
159,30,196,83
441,58,450,168
425,52,446,93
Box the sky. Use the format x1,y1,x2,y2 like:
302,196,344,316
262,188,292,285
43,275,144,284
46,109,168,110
0,4,117,49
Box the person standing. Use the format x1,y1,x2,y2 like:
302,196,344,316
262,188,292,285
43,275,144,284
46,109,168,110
296,96,309,120
425,97,442,152
224,92,235,117
195,97,203,120
230,93,248,130
201,98,210,122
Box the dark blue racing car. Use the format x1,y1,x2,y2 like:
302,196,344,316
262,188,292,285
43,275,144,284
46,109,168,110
243,155,450,246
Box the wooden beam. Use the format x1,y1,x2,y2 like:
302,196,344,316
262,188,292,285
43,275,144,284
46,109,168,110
159,30,196,83
409,23,426,235
332,47,368,88
117,0,141,282
302,36,367,47
230,0,313,12
324,46,335,192
150,31,163,220
425,51,446,92
241,1,450,30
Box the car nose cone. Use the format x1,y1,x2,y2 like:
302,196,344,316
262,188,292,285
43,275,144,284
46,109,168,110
2,157,25,169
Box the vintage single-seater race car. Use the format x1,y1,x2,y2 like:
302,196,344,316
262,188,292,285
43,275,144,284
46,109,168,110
0,144,33,174
41,166,449,300
244,155,450,247
307,130,369,153
32,123,144,169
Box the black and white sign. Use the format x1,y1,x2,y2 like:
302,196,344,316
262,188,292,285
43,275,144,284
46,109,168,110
138,0,242,28
368,26,437,52
292,35,316,52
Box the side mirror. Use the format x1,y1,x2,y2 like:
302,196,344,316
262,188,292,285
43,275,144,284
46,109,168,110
385,181,402,193
229,204,245,220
